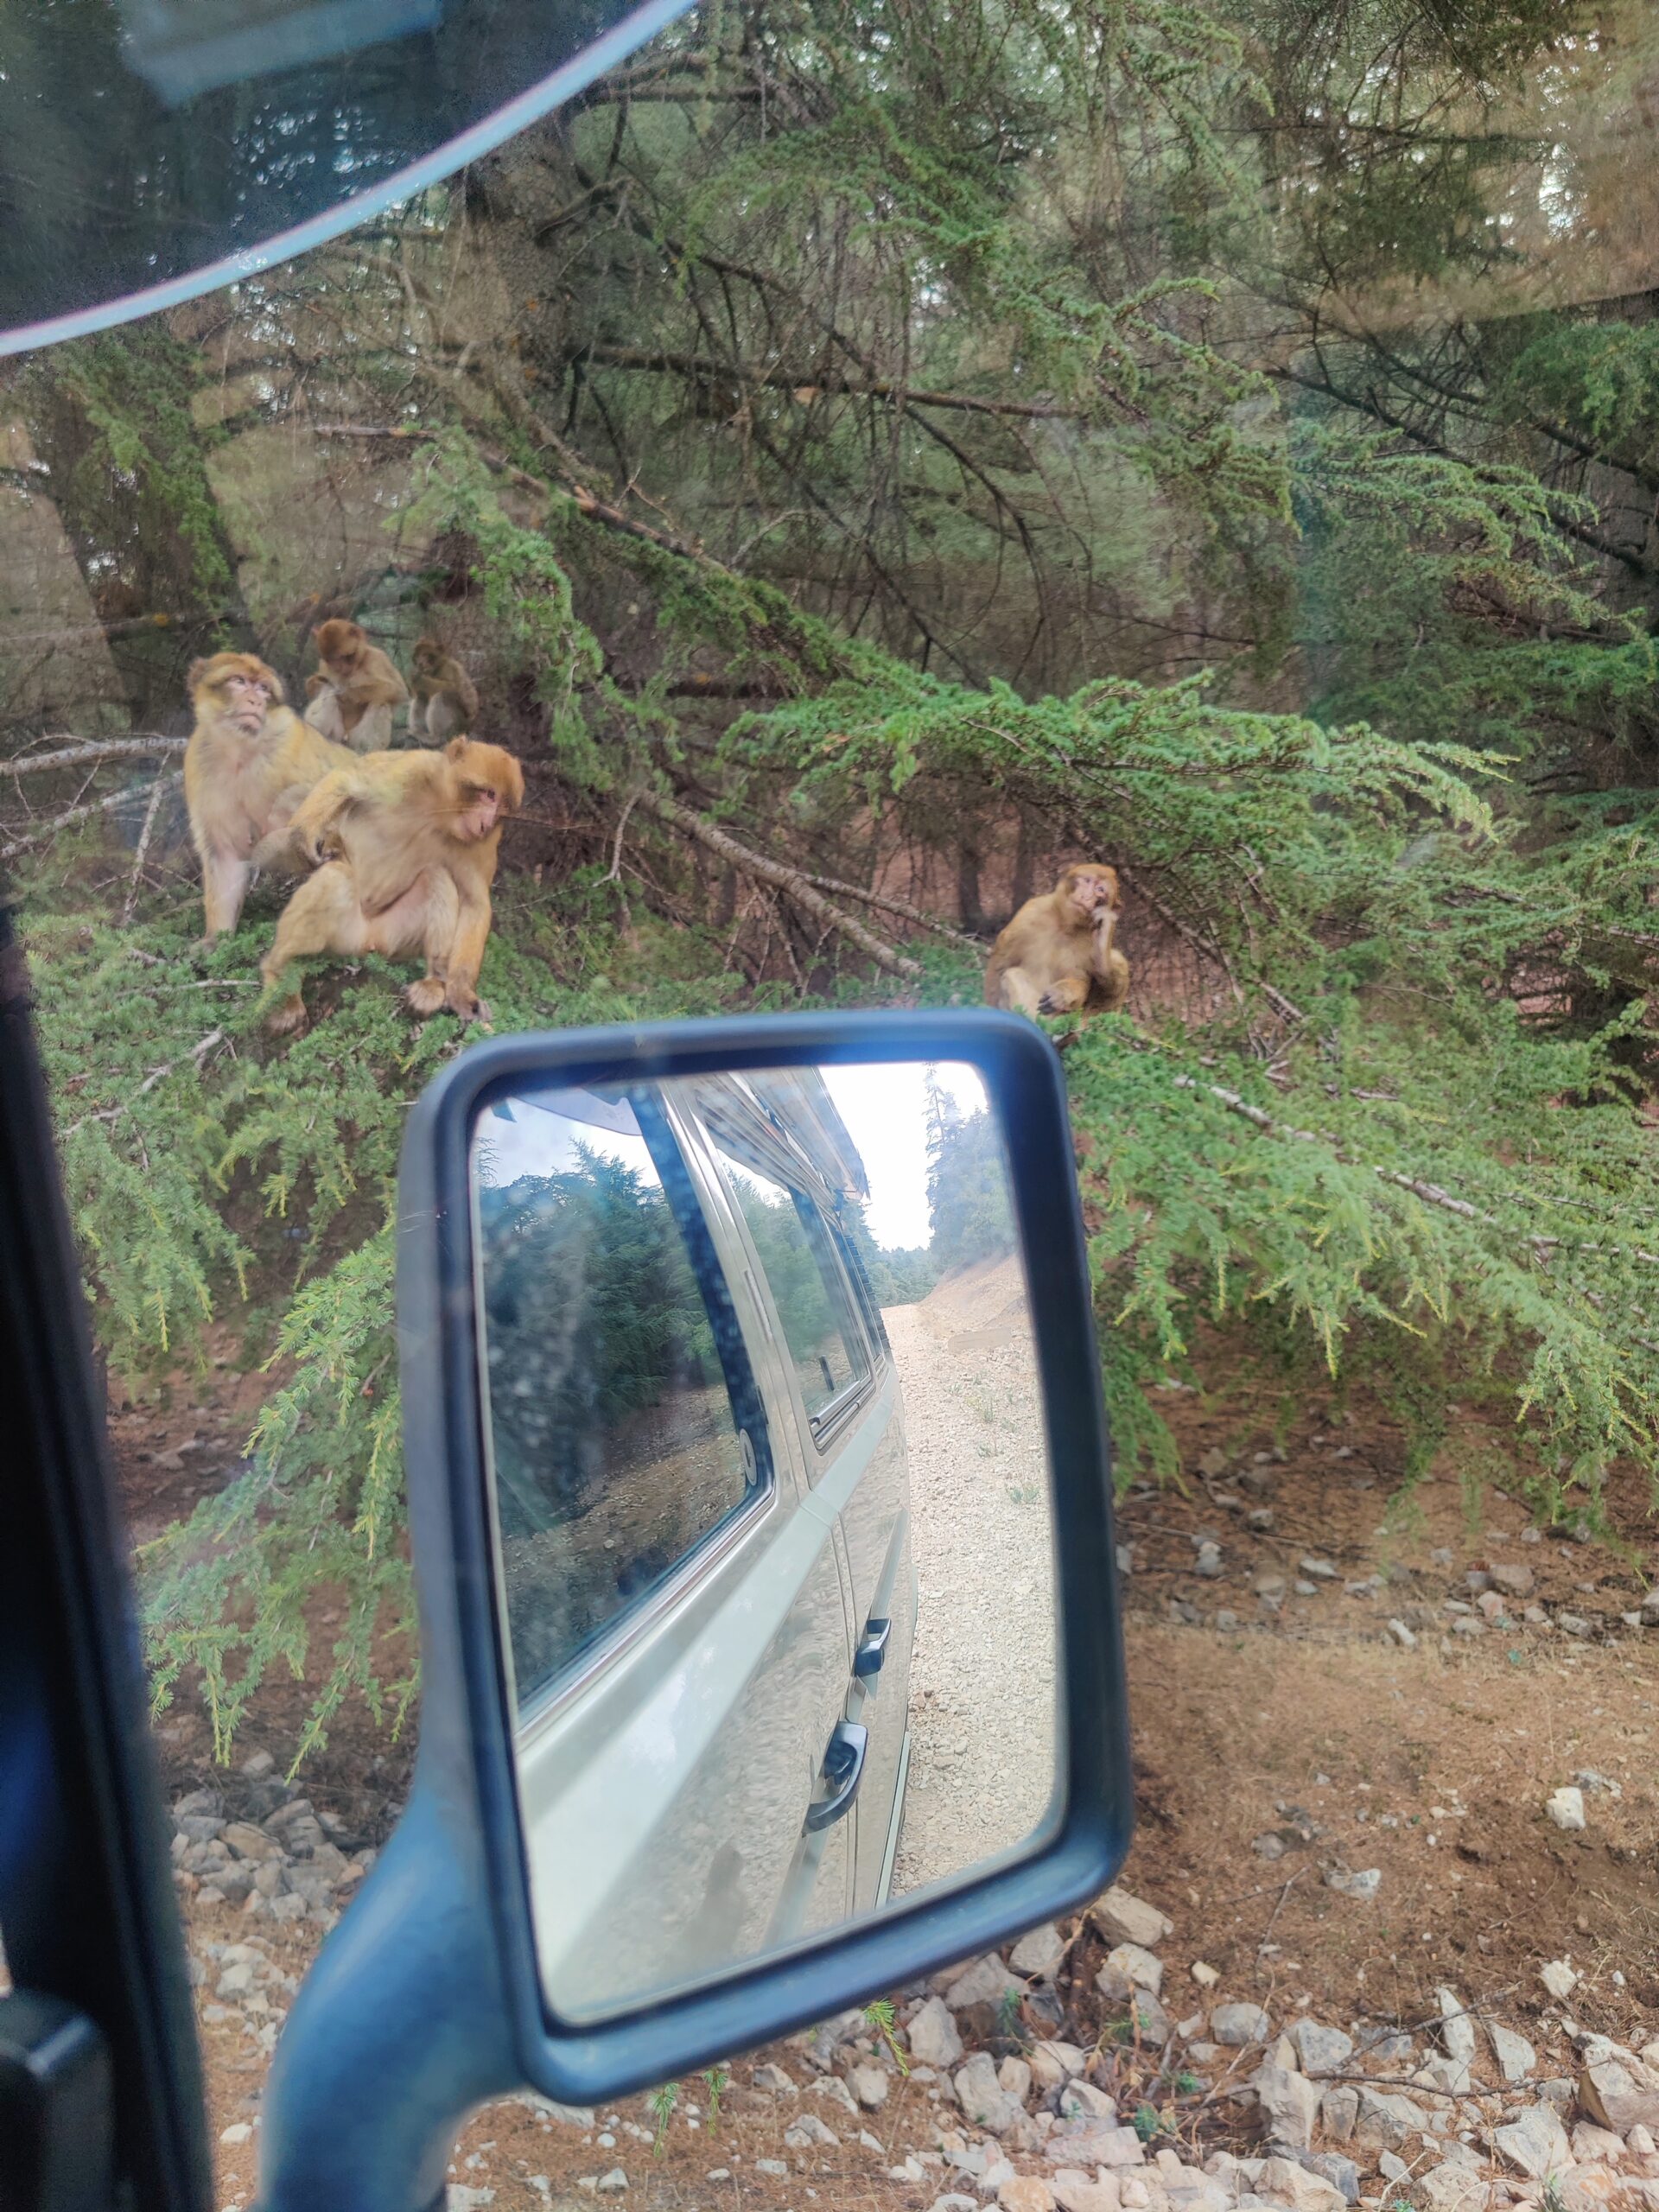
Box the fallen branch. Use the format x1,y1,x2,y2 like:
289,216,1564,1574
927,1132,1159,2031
122,771,168,924
2,772,183,861
579,343,1089,422
8,735,188,776
65,1027,226,1138
1169,1068,1659,1266
633,790,923,978
801,871,982,950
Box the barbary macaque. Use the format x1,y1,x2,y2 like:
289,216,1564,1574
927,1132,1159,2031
182,652,355,938
259,737,525,1034
409,636,480,745
302,619,409,752
983,861,1131,1017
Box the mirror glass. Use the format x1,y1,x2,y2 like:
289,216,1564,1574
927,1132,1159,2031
0,0,673,351
468,1059,1060,2022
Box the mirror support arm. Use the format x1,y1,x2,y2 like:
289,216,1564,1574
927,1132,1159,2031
257,1782,518,2212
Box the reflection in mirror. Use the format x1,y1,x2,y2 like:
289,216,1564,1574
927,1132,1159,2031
469,1061,1059,2021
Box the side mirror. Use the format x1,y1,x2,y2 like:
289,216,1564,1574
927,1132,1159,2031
260,1010,1131,2212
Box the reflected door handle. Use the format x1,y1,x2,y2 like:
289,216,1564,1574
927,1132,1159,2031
804,1721,868,1832
854,1617,891,1678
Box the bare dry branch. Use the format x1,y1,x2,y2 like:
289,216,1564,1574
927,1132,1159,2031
634,789,923,978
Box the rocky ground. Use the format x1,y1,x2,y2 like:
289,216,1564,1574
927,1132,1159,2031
133,1272,1659,2212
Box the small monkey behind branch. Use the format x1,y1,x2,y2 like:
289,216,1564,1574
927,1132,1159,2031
984,862,1131,1017
410,636,480,745
303,619,409,752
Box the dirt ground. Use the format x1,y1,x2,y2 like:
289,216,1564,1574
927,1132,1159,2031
120,1274,1657,2212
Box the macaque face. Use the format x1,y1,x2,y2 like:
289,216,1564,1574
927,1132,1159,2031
455,784,502,842
315,619,368,676
222,671,273,731
1062,864,1119,922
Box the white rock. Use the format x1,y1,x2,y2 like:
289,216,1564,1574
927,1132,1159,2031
1485,2022,1535,2085
1292,2020,1355,2076
1630,2126,1658,2158
945,1956,1026,2012
910,1998,967,2069
755,2159,788,2177
1254,2063,1321,2152
1353,2088,1429,2151
1571,2125,1626,2165
1211,2003,1273,2047
1099,1944,1164,1999
1580,2058,1659,2135
999,2179,1058,2212
1492,2105,1571,2178
1091,1887,1173,1949
955,2053,1024,2136
1325,1869,1382,1900
1012,1923,1068,1979
753,2063,798,2094
929,2196,980,2212
849,2064,890,2110
596,2173,629,2196
1388,1620,1418,1649
1412,2164,1490,2212
219,2123,253,2145
1546,1788,1586,1832
1049,2173,1120,2212
1256,2156,1346,2212
1058,2082,1117,2125
1000,2057,1033,2104
815,2076,859,2115
1191,1963,1220,1989
1540,1961,1580,2001
1436,1989,1478,2087
1030,2041,1087,2089
785,2114,841,2149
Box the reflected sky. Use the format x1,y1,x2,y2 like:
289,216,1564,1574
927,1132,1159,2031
477,1061,991,1254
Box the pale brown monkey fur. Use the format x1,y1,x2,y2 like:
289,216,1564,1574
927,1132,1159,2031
259,737,525,1033
182,652,356,939
409,636,480,745
302,619,409,752
983,862,1131,1017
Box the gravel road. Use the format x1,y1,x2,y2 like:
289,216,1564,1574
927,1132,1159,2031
883,1254,1059,1899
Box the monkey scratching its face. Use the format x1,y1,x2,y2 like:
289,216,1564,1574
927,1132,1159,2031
983,861,1130,1020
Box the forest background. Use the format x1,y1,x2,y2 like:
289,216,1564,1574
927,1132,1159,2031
4,0,1659,1762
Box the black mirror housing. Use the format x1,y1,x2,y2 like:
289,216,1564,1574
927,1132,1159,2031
260,1008,1132,2210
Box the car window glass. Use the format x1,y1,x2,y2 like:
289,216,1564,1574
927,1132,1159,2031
474,1085,766,1710
711,1149,871,1426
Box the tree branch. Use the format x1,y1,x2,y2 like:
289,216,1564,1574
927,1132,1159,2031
579,344,1086,422
632,790,923,977
7,736,188,777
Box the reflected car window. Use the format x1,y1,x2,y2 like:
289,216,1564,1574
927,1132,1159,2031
714,1151,872,1428
474,1088,766,1708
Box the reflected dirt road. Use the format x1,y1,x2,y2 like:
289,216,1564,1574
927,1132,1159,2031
884,1254,1058,1897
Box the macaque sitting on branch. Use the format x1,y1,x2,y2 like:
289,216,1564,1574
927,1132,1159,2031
983,862,1131,1018
182,652,355,939
259,737,525,1034
302,619,409,752
409,636,480,745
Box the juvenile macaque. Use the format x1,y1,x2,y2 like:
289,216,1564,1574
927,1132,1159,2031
409,636,480,745
260,737,525,1034
182,652,355,938
302,619,409,752
983,861,1130,1018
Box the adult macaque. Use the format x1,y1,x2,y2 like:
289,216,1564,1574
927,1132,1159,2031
182,652,355,938
259,737,525,1034
409,636,479,745
302,619,409,751
983,861,1131,1018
